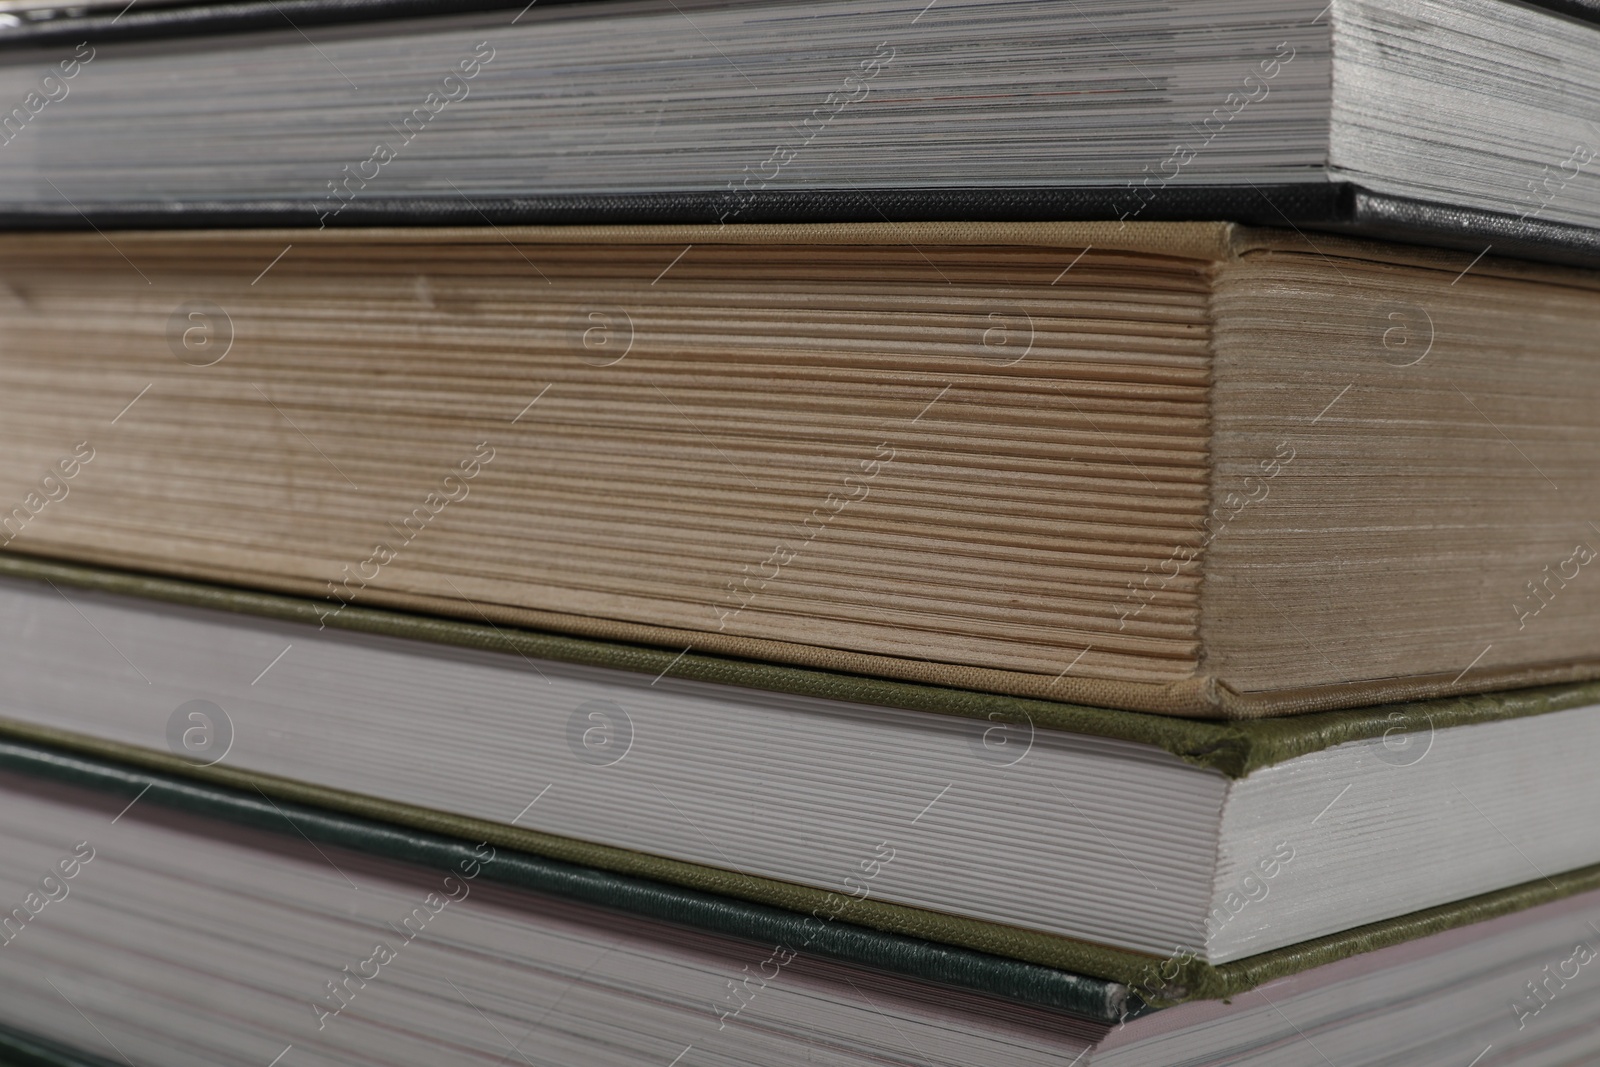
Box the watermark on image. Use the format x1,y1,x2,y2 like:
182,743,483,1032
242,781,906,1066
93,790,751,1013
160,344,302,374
714,840,896,1028
0,842,95,950
1511,923,1600,1031
714,41,894,227
315,41,495,226
712,441,895,631
1376,300,1434,368
1204,841,1295,941
566,699,633,767
1130,841,1295,1006
1,42,94,148
1514,142,1597,225
312,842,496,1030
577,308,634,367
1113,42,1295,226
1512,540,1595,631
980,308,1034,367
1,442,94,547
167,300,234,366
1117,441,1295,631
167,699,234,767
1372,710,1434,768
318,441,495,628
967,709,1035,767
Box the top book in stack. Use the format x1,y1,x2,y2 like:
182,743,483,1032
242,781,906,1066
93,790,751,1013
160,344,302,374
0,0,1595,265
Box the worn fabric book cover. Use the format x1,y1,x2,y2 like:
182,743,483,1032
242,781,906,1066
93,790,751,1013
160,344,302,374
3,732,1600,1067
1,223,1598,716
3,553,1600,1012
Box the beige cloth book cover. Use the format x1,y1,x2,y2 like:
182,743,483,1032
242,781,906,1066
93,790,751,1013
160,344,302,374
0,221,1595,718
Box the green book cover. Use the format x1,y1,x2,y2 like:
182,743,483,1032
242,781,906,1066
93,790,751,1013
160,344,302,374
2,553,1599,1009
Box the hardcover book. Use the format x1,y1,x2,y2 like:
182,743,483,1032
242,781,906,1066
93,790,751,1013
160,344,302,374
1,223,1598,716
1,737,1598,1066
3,1,1597,1063
5,554,1600,1005
1,0,1599,265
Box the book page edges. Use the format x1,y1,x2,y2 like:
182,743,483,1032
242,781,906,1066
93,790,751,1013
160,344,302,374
7,551,1600,777
8,225,1600,721
5,722,1600,1011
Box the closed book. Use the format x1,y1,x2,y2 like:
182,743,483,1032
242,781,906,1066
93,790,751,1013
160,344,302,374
3,0,1600,267
2,737,1599,1065
1,223,1598,715
5,554,1600,1008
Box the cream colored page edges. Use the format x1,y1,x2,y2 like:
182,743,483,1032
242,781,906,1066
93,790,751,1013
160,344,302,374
0,234,1214,692
1205,246,1600,695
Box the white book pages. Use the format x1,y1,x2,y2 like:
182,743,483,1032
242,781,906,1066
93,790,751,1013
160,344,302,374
5,576,1600,965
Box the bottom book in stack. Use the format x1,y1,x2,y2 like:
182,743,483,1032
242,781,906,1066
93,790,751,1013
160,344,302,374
0,740,1595,1067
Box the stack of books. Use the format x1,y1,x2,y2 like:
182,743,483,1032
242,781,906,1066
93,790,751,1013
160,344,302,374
2,0,1600,1063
